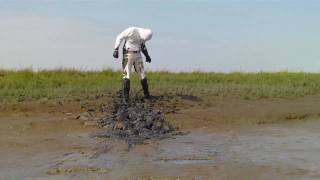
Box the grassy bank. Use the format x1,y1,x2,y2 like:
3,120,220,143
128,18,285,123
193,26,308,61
1,69,320,102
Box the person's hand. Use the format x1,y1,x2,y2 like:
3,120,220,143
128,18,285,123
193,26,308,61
113,49,119,58
146,56,151,63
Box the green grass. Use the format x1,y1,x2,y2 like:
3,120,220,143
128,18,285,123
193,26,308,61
1,69,320,102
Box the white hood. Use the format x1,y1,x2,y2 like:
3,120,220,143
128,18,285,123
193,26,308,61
139,28,153,41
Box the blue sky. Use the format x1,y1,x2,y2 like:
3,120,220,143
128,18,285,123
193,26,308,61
0,0,319,72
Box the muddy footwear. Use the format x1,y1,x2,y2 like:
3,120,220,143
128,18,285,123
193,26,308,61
141,78,150,99
123,78,130,102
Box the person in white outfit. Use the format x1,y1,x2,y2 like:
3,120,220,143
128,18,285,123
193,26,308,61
113,27,153,102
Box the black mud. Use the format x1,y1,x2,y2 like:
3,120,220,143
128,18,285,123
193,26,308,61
97,91,180,147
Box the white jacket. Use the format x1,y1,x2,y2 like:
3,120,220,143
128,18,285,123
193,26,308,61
114,27,153,51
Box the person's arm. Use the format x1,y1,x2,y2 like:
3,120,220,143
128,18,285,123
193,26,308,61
113,28,130,58
141,43,151,63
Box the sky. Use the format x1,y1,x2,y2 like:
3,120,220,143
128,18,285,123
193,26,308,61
0,0,319,72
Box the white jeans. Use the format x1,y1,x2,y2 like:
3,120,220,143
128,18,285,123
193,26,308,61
123,52,146,80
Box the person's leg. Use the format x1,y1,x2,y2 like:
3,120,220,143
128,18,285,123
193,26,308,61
122,53,133,102
123,53,133,80
134,53,150,98
140,77,150,98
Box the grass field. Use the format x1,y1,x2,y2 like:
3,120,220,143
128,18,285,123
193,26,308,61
1,69,320,102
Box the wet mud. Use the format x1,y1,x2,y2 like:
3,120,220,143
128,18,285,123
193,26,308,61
3,95,320,179
96,91,180,147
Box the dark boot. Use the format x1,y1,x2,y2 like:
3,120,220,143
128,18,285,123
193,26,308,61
141,78,150,98
123,78,130,102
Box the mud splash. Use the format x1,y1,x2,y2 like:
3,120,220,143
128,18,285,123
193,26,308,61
97,91,179,147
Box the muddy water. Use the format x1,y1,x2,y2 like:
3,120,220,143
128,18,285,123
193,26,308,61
1,115,320,179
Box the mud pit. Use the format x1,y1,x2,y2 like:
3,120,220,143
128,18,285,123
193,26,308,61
96,92,178,147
